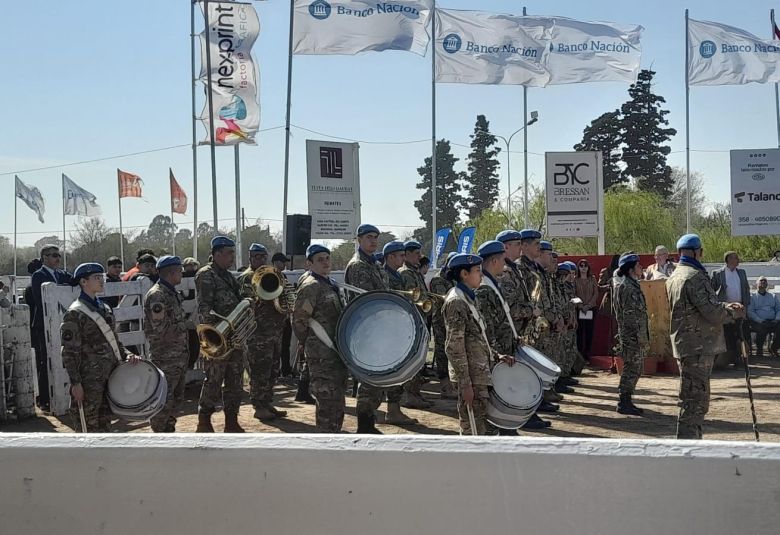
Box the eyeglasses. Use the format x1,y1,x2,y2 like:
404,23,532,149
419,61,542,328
45,253,61,258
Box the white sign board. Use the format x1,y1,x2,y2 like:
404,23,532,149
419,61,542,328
306,140,361,240
730,149,780,236
545,151,603,238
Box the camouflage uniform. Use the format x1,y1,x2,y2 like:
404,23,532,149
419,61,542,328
144,280,193,432
612,274,649,397
60,294,130,432
519,256,561,365
667,261,737,439
196,263,245,417
443,286,494,435
476,272,517,356
399,262,430,397
292,272,347,432
238,267,287,409
499,259,534,346
430,274,454,379
344,250,403,417
561,279,582,375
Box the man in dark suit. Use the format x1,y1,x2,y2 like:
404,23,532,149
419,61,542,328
30,244,72,410
711,251,751,368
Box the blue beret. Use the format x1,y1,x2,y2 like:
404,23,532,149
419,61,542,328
448,253,483,270
540,241,554,251
477,240,505,258
71,263,104,286
557,261,574,272
562,261,578,271
156,255,182,270
676,234,702,250
404,240,422,251
520,229,542,240
356,224,380,237
383,241,406,256
306,244,330,260
496,230,523,243
373,252,384,263
211,236,235,250
248,243,268,253
618,253,640,268
446,252,458,263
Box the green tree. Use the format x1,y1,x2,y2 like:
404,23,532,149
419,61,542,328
573,110,624,190
620,69,677,198
463,115,501,219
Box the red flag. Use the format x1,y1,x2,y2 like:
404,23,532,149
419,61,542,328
117,169,143,198
169,168,188,215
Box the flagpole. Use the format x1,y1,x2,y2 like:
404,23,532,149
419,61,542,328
282,0,295,252
685,9,692,234
170,176,176,257
773,9,780,148
203,0,218,230
61,174,67,271
190,0,199,260
430,0,438,266
234,145,243,269
117,169,125,267
13,178,18,300
522,6,529,229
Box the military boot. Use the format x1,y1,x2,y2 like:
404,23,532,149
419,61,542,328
554,378,575,394
224,412,246,433
439,377,458,400
385,402,418,425
356,413,383,434
626,395,644,415
544,389,563,402
561,376,579,386
267,404,288,418
295,378,316,404
401,392,432,409
617,394,642,416
196,412,214,433
253,405,277,421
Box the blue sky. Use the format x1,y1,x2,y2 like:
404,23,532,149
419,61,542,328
2,0,779,247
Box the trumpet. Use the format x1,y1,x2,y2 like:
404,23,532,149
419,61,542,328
335,281,432,313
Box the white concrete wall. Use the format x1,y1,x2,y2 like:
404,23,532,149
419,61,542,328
1,435,779,535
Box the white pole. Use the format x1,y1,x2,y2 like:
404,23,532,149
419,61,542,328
190,0,199,260
522,6,529,230
170,177,176,257
431,1,438,266
203,0,218,230
282,0,295,253
685,9,691,234
61,174,67,271
596,152,605,255
234,145,243,269
13,177,18,300
505,139,511,224
117,169,125,267
773,10,780,148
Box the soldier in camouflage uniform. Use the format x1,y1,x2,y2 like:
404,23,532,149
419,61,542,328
61,263,138,432
399,240,432,409
611,253,649,416
496,230,538,345
195,236,246,433
292,244,348,432
429,252,456,399
238,243,288,421
293,268,316,405
667,234,745,439
555,261,579,379
144,256,194,432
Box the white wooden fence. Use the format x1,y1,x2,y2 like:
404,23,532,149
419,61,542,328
0,305,36,421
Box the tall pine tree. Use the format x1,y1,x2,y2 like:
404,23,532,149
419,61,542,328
414,139,464,245
620,69,677,198
573,110,624,190
462,115,501,220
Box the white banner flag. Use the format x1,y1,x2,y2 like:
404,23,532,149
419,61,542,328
15,175,45,223
200,1,261,145
293,0,432,56
435,9,553,87
542,17,643,85
63,174,101,217
306,140,361,239
688,19,780,86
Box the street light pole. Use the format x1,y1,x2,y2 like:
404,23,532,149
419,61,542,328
496,111,538,227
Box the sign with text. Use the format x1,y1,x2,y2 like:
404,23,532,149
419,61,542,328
545,151,602,237
306,139,361,239
730,148,780,236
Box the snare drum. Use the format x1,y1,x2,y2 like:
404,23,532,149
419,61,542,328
336,291,428,388
515,345,561,390
487,360,543,429
107,361,167,420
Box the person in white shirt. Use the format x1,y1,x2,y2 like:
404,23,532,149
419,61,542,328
644,245,675,280
711,252,751,368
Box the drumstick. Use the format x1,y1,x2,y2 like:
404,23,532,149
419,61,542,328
466,404,478,436
78,400,87,433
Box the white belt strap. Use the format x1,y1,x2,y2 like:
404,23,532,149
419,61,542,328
451,287,491,351
482,276,519,340
308,318,336,351
69,300,122,362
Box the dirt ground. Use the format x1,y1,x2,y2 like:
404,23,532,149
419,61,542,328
3,357,778,442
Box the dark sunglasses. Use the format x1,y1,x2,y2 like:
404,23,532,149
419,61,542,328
578,262,587,267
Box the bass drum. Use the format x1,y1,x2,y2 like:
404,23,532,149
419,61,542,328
487,359,543,430
107,361,167,421
515,345,561,390
336,291,428,388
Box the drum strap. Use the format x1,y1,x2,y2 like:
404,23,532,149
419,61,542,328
452,287,491,352
69,300,123,362
482,277,519,341
308,319,336,351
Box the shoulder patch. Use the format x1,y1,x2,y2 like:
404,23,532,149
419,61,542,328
151,301,165,320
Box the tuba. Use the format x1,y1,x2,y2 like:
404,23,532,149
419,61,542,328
197,299,257,360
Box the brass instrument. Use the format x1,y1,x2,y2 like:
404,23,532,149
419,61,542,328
335,281,432,313
251,266,285,301
274,280,297,315
197,299,257,360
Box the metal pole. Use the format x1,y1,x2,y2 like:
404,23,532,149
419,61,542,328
685,9,691,234
234,145,243,269
190,0,199,260
505,139,511,224
61,174,67,270
522,6,529,229
13,179,17,299
117,170,124,267
170,192,176,257
203,0,218,230
773,10,780,148
431,1,438,266
282,0,295,253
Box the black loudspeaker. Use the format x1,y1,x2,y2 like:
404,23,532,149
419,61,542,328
286,214,312,256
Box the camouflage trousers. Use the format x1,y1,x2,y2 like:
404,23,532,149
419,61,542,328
536,331,563,371
246,333,282,408
618,344,644,396
356,383,403,417
676,353,716,440
432,316,448,380
455,384,492,436
150,357,188,432
198,349,244,416
306,339,348,432
561,328,579,376
70,362,116,432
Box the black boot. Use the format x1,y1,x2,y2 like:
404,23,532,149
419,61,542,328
627,395,644,415
295,378,316,404
537,400,560,413
617,394,642,416
561,376,579,386
554,378,574,394
497,427,519,436
522,413,552,430
356,413,383,434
